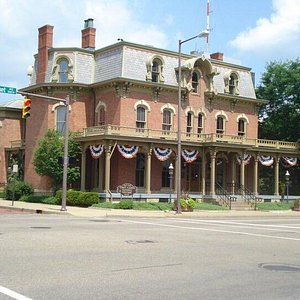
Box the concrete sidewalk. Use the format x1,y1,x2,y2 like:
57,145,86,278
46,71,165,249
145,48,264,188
1,198,299,218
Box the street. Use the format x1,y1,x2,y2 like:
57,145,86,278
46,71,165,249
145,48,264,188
1,214,300,299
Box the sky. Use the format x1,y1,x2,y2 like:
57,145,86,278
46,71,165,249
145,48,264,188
1,0,300,103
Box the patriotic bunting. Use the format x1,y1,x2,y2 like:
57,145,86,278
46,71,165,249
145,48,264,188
117,144,139,159
236,154,252,165
258,155,274,167
153,147,173,161
281,157,298,167
182,149,199,163
89,145,104,159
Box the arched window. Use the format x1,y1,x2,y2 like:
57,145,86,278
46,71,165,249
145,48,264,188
216,116,225,135
238,119,246,136
136,106,146,128
97,107,105,126
187,112,193,133
197,113,203,135
56,105,67,134
192,72,199,93
146,56,165,83
51,56,73,83
95,102,106,126
162,109,172,131
58,58,69,83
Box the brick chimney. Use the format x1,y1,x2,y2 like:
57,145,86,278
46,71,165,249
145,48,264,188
81,18,96,49
37,25,54,84
210,52,224,61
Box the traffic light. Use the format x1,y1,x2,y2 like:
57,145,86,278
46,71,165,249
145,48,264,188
22,98,31,119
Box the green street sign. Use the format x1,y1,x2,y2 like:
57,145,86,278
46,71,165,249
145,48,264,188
0,86,17,94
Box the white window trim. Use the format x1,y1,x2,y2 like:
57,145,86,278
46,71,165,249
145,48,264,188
236,113,249,124
160,103,176,114
51,102,71,112
95,101,107,112
134,100,151,111
215,110,228,121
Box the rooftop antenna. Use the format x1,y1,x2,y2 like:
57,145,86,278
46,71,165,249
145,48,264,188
206,0,211,52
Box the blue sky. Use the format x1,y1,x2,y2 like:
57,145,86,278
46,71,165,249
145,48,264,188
1,0,300,103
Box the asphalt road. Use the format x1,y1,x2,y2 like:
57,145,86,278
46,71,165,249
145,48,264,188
1,214,300,300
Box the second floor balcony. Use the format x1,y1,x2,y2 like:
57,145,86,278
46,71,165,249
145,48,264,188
77,125,299,154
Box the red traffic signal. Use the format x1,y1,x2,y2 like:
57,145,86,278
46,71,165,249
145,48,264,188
22,98,31,119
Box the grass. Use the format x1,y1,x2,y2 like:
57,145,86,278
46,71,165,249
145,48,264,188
92,200,225,211
194,202,228,210
256,201,294,211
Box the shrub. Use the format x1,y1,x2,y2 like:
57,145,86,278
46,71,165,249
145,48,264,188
179,197,196,210
55,189,99,207
77,192,99,207
19,195,60,205
4,180,33,200
66,190,81,206
115,200,134,209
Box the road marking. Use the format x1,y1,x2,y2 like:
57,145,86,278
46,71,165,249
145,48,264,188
168,218,300,232
118,219,300,242
0,286,32,300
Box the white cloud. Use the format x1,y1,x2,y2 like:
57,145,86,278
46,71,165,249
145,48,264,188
229,0,300,59
85,0,168,48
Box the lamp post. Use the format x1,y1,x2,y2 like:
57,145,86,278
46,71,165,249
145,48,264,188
169,163,174,203
285,170,290,203
176,30,209,213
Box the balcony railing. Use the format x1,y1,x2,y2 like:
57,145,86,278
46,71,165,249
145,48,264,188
79,125,298,151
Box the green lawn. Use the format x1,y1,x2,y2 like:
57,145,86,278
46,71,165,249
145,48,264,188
92,200,226,211
256,201,294,211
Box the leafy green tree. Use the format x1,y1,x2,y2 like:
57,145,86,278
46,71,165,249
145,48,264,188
33,129,81,191
256,59,300,141
256,60,300,195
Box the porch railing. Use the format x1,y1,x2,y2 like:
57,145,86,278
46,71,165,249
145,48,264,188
229,183,263,210
216,183,237,209
79,125,298,151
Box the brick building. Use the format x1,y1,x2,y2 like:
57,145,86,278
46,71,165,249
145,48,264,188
12,19,299,202
0,100,25,187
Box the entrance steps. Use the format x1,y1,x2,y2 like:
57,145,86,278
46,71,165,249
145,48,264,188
230,200,254,211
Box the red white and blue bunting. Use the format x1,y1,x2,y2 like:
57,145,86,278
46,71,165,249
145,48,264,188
117,144,139,159
258,155,274,167
236,154,252,165
89,145,104,159
281,156,298,167
153,147,173,161
182,149,199,163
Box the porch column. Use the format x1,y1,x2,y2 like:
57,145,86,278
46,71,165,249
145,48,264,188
274,155,280,196
210,148,216,196
104,144,111,193
253,155,258,195
98,155,104,191
201,149,206,196
231,154,236,194
80,147,86,191
240,152,245,189
145,149,152,194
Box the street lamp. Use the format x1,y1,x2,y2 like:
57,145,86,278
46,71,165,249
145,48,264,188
285,170,290,202
169,163,174,203
176,30,209,213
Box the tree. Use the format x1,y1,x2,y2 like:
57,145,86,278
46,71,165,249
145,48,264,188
256,60,300,195
256,59,300,141
33,129,81,190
